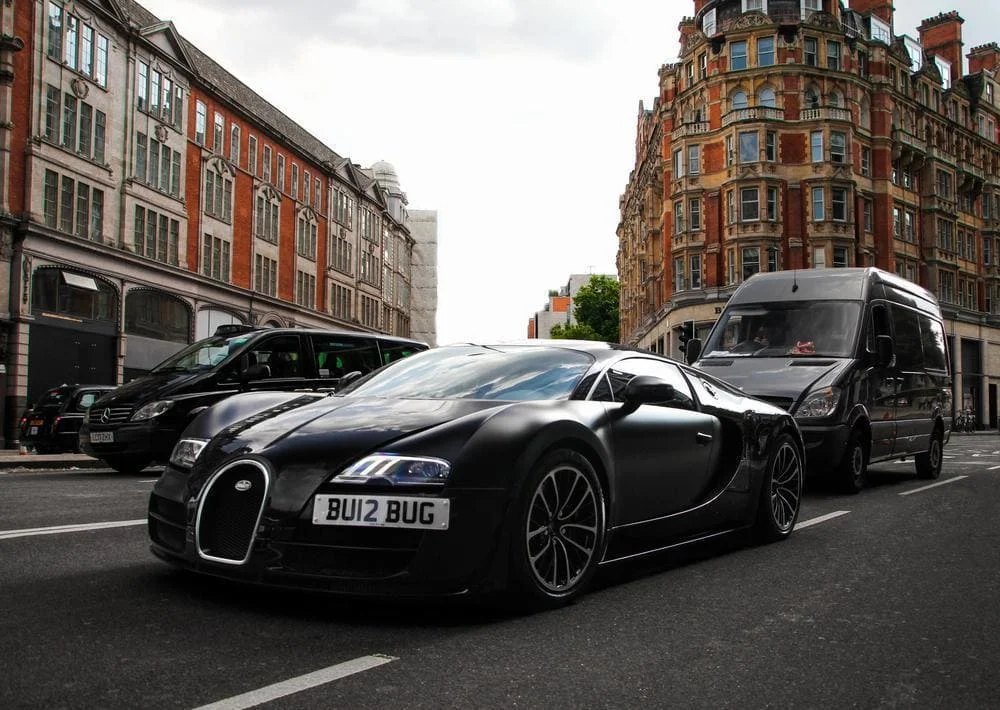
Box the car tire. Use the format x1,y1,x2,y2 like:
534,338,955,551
103,455,151,475
915,426,944,480
835,428,868,495
509,448,606,610
754,432,803,543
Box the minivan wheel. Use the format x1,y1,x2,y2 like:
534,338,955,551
915,427,943,480
835,429,868,495
103,455,151,475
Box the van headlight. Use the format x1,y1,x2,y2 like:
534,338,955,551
170,438,208,468
332,454,451,485
130,400,174,421
795,387,841,420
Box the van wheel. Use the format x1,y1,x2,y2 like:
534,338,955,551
103,455,151,475
915,427,943,480
836,429,868,495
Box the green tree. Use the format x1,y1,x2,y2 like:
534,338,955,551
550,275,620,342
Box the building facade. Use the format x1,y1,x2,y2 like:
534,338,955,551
527,273,616,339
618,0,1000,429
0,0,438,446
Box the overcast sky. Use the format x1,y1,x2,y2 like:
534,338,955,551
137,0,995,344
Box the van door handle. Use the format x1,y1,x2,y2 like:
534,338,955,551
696,432,713,446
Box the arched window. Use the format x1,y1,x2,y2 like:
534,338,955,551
805,88,821,109
125,290,190,343
829,91,843,107
31,269,116,322
758,87,776,108
731,90,749,110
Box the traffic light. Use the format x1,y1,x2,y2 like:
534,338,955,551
679,320,695,353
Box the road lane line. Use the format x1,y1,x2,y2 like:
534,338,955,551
191,654,397,710
0,519,145,540
899,476,968,496
794,511,850,530
988,465,1000,471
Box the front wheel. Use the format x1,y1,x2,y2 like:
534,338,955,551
835,429,868,495
915,427,943,480
754,432,804,543
102,455,152,475
509,448,606,610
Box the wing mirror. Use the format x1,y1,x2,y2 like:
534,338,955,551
623,375,675,411
875,334,894,368
685,338,702,365
335,370,364,390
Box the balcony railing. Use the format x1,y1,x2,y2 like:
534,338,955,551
800,107,852,122
959,160,985,181
673,122,710,138
722,107,784,127
893,129,927,153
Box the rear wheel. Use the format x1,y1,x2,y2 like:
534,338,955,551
754,433,803,543
835,429,868,495
102,455,151,475
915,426,943,480
509,448,606,610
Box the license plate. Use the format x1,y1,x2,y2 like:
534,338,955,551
28,426,38,436
31,419,44,426
89,431,114,444
312,494,449,530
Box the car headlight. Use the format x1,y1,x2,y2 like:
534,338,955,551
169,438,208,469
795,387,841,419
332,454,451,485
130,400,175,421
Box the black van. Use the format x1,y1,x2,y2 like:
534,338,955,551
80,326,428,474
686,268,952,493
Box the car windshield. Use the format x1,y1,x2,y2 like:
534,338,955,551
701,301,861,358
339,345,594,401
150,334,255,374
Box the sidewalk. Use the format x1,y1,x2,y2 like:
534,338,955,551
0,450,110,470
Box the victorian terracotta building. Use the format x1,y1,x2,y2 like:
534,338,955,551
618,0,1000,429
0,0,438,446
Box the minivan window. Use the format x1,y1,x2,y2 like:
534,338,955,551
890,305,923,370
702,301,861,358
919,314,948,372
312,334,379,380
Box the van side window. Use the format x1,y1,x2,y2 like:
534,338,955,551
248,335,304,379
311,335,379,380
380,342,425,365
918,315,948,372
867,303,891,351
889,306,923,371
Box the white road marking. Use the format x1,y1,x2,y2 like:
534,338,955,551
989,465,1000,471
0,519,145,540
794,510,850,530
899,476,968,496
138,479,158,483
191,654,397,710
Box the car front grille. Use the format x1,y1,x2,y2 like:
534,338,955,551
756,395,795,411
196,461,269,564
91,406,133,426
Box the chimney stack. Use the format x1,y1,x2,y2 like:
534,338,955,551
969,43,1000,74
918,11,965,84
848,0,894,26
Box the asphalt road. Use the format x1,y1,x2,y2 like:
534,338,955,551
1,435,998,709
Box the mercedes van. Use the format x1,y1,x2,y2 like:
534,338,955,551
80,326,427,474
686,268,951,493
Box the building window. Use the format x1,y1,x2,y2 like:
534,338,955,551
255,193,280,243
833,247,848,268
703,8,717,36
263,145,272,183
812,186,825,221
674,257,685,292
334,189,355,227
731,90,749,111
832,187,847,221
742,247,760,281
315,178,323,211
213,113,224,153
937,169,953,199
758,37,775,67
136,134,182,197
811,131,823,162
304,170,312,207
861,146,871,176
905,211,915,242
195,101,206,145
331,284,353,320
44,85,60,142
202,234,231,283
813,246,827,269
830,132,846,163
254,254,277,297
277,155,286,192
248,135,258,176
44,169,103,240
864,199,873,232
759,87,776,108
804,87,820,110
765,131,777,161
767,247,779,272
727,248,737,284
230,124,241,164
938,271,955,304
699,52,707,79
690,255,702,289
295,271,316,308
331,232,353,275
827,41,841,70
49,4,108,86
296,215,318,259
743,0,766,11
291,164,299,199
731,41,748,71
741,187,759,221
938,219,954,251
674,201,685,234
133,205,179,265
690,198,702,231
767,186,778,221
688,145,700,175
804,37,818,66
739,131,758,163
727,190,736,224
204,166,233,222
893,206,902,239
43,170,58,227
673,149,684,178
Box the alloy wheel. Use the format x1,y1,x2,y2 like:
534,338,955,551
770,441,802,533
525,464,600,593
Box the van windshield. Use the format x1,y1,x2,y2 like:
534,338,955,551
702,301,861,358
150,334,253,374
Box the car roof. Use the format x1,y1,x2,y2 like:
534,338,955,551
222,326,427,346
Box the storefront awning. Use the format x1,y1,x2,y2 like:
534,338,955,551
61,272,99,292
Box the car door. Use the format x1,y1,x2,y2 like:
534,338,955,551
866,301,897,461
888,304,924,455
592,357,721,524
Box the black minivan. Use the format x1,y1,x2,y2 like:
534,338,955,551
686,268,952,493
80,326,427,474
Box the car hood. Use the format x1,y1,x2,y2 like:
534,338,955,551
695,357,852,409
93,372,203,408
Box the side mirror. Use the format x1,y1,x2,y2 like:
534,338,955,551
241,363,271,381
875,334,894,368
623,375,675,411
335,370,364,390
685,338,703,365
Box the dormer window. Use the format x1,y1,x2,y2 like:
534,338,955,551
743,0,766,12
801,0,821,19
703,8,717,36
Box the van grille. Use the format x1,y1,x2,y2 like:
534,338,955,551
90,406,133,425
196,461,269,564
756,395,794,411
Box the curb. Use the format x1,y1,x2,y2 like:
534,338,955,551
0,455,111,471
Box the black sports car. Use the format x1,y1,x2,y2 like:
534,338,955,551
148,341,804,607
